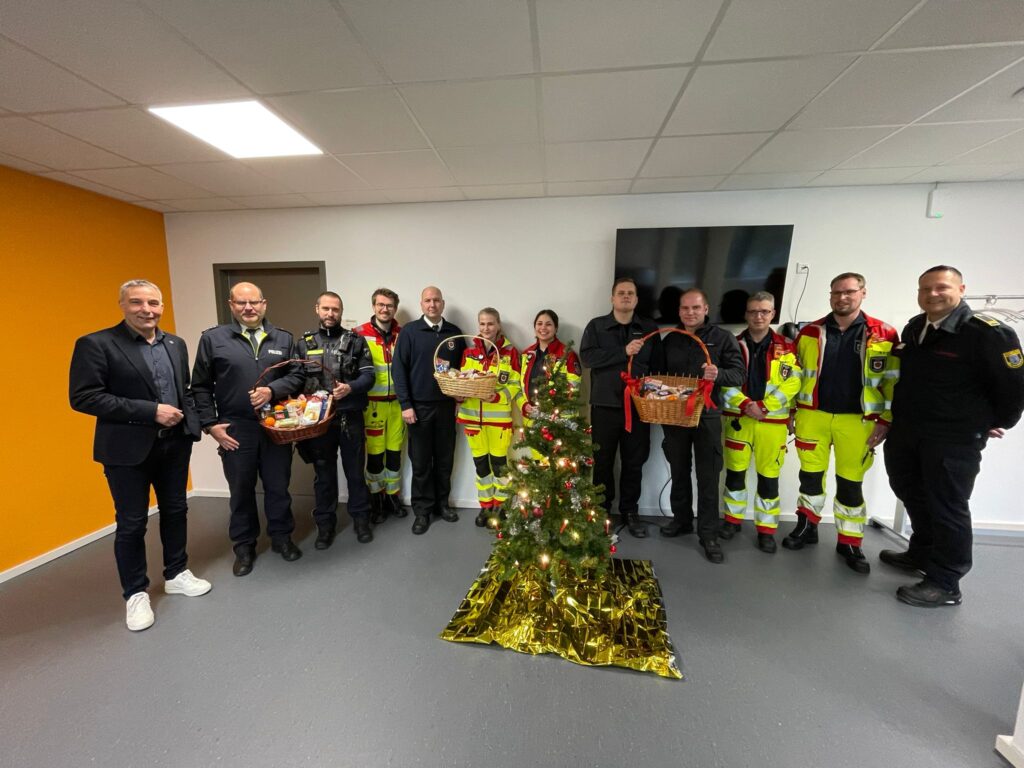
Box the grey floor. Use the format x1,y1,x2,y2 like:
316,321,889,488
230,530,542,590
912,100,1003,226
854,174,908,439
2,498,1022,768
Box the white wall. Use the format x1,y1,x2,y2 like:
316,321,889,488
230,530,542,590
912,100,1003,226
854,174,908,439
166,181,1024,530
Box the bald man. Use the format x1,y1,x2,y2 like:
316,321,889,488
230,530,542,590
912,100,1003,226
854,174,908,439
391,286,466,534
192,282,305,576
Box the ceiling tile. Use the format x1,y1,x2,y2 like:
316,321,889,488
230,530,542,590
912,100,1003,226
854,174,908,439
544,139,651,181
36,108,225,165
738,127,895,172
899,164,1023,183
840,123,1023,168
268,90,428,154
152,197,244,211
922,60,1024,124
546,180,632,196
75,166,214,198
878,0,1024,49
641,133,772,177
0,151,50,173
439,144,543,185
0,117,133,169
542,68,688,142
460,183,545,199
0,0,249,103
401,79,539,148
133,200,178,212
243,156,370,192
665,57,853,135
536,0,721,71
303,190,393,206
339,0,534,82
385,188,465,203
142,0,385,92
717,171,819,190
807,167,926,186
155,161,293,196
339,150,455,188
705,0,921,59
0,40,123,112
631,175,724,193
234,194,315,209
39,171,143,200
951,127,1024,164
792,47,1024,128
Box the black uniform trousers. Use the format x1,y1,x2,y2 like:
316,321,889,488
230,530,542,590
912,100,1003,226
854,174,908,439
591,404,651,516
663,418,723,542
884,428,983,592
103,431,192,600
407,399,457,518
303,410,371,530
219,419,295,551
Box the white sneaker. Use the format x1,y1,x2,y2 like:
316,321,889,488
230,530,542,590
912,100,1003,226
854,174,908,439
164,569,212,597
126,592,154,631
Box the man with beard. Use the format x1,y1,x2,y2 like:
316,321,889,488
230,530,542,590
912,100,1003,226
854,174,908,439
296,291,376,548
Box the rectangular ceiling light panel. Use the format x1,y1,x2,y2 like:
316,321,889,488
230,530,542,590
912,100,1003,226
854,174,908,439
149,100,322,158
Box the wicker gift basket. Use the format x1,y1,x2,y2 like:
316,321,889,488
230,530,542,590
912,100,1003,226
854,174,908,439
627,328,711,428
433,334,501,399
254,358,335,445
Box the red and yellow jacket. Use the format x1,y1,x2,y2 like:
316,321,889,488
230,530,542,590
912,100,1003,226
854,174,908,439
518,337,581,414
721,331,801,424
354,318,401,402
795,313,899,423
457,336,522,429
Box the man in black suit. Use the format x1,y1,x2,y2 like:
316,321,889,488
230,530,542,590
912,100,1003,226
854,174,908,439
70,279,211,632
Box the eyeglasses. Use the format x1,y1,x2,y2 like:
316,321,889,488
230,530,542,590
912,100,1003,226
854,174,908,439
829,289,862,298
746,309,773,317
230,299,266,308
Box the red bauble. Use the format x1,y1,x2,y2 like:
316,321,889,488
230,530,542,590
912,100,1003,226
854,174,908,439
548,388,557,396
610,544,617,554
496,532,503,540
584,427,592,434
533,507,543,518
564,480,573,489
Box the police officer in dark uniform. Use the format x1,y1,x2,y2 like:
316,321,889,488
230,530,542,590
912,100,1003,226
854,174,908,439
295,291,375,548
192,281,306,577
882,266,1024,607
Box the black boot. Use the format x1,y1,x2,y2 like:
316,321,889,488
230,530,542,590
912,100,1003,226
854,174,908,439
369,492,386,525
719,520,741,540
475,509,490,527
781,516,818,550
386,493,407,518
624,511,647,538
314,525,337,550
353,518,374,544
836,543,870,574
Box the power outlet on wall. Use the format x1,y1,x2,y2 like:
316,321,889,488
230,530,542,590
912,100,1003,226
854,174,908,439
795,263,809,274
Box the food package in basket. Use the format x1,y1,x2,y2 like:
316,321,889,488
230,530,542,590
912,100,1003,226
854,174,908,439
640,377,694,401
443,368,497,381
261,390,333,431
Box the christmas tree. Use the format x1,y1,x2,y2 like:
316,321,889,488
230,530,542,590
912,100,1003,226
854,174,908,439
489,345,612,583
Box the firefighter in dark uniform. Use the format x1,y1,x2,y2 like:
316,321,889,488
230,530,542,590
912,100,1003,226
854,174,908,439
295,291,376,548
191,282,306,577
882,266,1024,607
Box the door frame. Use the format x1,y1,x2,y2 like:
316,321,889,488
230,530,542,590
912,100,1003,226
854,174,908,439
212,261,327,324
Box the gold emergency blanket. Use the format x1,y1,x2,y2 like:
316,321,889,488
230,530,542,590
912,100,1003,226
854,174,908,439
440,556,683,679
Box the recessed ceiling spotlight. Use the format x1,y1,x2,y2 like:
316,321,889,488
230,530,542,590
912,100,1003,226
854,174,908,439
149,100,322,159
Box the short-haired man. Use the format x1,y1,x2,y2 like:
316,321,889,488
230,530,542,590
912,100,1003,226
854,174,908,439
657,288,745,563
580,277,660,538
191,282,305,577
719,292,801,554
782,273,899,574
882,266,1024,606
354,288,407,523
296,292,376,548
70,280,211,631
391,286,466,534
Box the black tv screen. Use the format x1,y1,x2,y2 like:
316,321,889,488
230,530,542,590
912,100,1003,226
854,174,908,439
614,225,794,325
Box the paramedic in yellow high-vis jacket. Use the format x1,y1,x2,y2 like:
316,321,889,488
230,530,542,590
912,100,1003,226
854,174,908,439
719,292,801,554
456,308,523,528
782,273,899,574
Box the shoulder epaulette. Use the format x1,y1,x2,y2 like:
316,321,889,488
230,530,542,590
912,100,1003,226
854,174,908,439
201,325,219,335
971,312,1003,328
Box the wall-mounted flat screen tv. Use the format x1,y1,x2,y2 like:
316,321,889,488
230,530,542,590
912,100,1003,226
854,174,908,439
614,225,794,325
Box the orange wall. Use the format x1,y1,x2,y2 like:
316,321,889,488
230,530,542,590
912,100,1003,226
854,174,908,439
0,166,175,572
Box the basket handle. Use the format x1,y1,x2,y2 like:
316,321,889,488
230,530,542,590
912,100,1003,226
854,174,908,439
252,358,334,392
626,328,711,379
433,334,499,369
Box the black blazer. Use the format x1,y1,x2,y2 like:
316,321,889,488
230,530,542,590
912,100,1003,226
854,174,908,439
69,321,201,466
